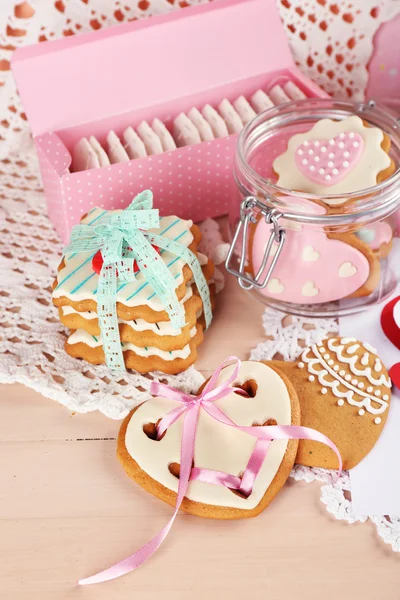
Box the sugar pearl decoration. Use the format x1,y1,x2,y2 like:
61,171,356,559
344,151,350,158
321,146,327,153
308,375,315,382
308,149,314,155
321,388,327,395
337,399,344,406
349,132,355,138
298,149,303,155
298,362,304,369
343,160,349,167
338,141,345,149
374,417,382,425
328,153,334,159
309,165,315,171
302,159,308,165
359,409,365,416
319,168,325,174
314,141,320,146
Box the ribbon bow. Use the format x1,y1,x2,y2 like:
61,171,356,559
63,190,212,371
79,357,342,585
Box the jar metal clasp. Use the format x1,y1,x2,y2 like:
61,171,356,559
225,196,286,291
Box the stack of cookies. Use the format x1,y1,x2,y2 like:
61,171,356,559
52,208,215,374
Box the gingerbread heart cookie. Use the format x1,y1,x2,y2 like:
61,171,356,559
268,337,391,470
118,361,300,519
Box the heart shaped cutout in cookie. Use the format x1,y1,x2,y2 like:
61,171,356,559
117,361,300,519
295,132,364,186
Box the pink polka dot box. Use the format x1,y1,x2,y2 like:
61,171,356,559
11,0,327,243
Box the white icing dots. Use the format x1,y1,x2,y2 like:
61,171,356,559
328,359,334,366
367,386,373,393
319,347,326,353
344,151,350,158
321,146,327,153
349,132,355,139
374,359,382,373
337,399,344,406
353,141,359,148
321,388,327,395
333,365,339,372
338,141,345,149
351,379,358,386
328,161,334,167
329,139,335,146
358,382,365,389
345,374,352,382
314,156,320,163
308,375,315,382
318,168,325,174
302,159,308,165
328,152,334,159
339,370,345,377
298,149,304,156
309,165,315,172
374,417,382,425
332,168,339,175
383,395,389,401
324,354,330,360
359,409,365,416
343,160,349,167
374,390,381,397
325,175,331,181
298,362,304,369
308,149,314,156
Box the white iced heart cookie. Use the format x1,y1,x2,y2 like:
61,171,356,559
117,361,300,519
268,337,392,470
273,115,393,202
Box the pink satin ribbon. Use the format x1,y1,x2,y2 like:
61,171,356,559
79,356,342,585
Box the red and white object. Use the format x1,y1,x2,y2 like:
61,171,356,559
11,0,326,243
381,295,400,390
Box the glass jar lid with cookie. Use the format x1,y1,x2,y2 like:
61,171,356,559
226,98,400,318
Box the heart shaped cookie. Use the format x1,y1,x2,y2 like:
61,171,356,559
273,115,394,199
295,132,364,186
268,337,392,470
118,361,300,519
250,197,378,304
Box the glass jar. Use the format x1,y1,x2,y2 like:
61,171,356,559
226,98,400,317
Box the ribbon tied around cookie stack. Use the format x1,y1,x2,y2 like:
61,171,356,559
63,190,212,371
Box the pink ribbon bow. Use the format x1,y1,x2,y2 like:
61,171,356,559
79,356,342,585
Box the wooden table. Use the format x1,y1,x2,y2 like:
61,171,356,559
1,275,400,599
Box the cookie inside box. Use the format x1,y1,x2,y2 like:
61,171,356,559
55,69,324,173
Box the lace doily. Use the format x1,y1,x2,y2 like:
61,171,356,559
251,307,400,554
277,0,400,101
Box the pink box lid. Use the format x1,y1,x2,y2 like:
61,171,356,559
12,0,293,137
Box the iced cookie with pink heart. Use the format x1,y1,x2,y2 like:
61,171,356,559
273,115,395,204
249,197,380,303
268,337,392,470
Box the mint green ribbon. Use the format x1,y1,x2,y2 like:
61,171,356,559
63,190,212,371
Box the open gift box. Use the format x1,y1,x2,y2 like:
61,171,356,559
12,0,327,244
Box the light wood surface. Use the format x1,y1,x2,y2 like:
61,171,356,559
1,275,400,600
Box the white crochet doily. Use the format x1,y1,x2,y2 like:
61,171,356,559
1,0,399,557
250,308,400,554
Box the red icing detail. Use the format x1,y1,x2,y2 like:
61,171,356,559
389,362,400,391
381,295,400,350
91,246,160,275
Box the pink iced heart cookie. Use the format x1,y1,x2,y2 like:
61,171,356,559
294,132,364,186
250,197,375,304
273,115,393,199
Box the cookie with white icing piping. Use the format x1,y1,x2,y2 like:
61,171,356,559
117,361,300,519
268,337,391,470
65,323,204,374
273,116,395,203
